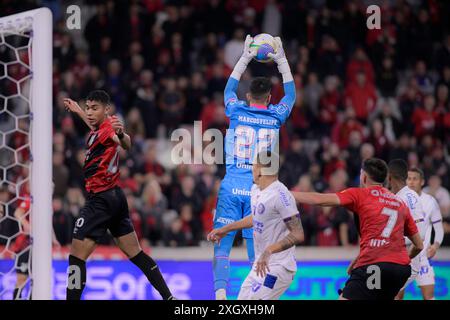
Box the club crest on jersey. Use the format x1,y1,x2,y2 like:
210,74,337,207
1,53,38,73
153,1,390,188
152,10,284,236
274,103,288,115
257,203,265,215
87,133,98,147
371,190,380,197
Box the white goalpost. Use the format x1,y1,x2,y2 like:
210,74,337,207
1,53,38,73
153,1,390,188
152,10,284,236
0,8,53,299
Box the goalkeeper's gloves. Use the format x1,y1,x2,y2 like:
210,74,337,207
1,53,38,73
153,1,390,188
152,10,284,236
231,35,256,80
267,37,293,83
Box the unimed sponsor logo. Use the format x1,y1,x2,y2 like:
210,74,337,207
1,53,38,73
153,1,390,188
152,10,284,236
232,188,251,196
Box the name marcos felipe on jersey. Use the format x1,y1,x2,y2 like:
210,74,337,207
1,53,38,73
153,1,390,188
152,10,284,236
223,78,295,178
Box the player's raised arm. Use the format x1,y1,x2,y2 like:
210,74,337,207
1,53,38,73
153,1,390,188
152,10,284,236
268,37,296,116
291,191,341,207
207,215,253,244
110,115,131,150
224,35,256,111
64,98,95,131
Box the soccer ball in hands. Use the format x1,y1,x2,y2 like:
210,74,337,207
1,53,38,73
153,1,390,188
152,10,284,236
250,33,278,63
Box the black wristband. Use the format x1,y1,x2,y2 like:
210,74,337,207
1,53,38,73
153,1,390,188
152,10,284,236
117,131,124,139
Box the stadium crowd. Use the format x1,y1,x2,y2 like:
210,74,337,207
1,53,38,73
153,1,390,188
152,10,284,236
1,0,450,249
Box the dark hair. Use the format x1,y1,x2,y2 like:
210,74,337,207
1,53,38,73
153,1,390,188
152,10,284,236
408,167,425,180
362,158,388,183
250,77,272,101
388,159,408,181
86,90,110,105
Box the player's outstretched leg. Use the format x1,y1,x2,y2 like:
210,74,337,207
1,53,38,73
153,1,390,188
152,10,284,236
116,232,174,300
213,233,235,300
66,238,96,300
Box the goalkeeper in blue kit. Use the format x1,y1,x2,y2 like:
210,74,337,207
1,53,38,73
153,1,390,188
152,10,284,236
212,35,296,299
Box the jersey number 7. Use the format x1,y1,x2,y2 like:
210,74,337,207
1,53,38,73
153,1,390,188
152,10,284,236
381,207,398,238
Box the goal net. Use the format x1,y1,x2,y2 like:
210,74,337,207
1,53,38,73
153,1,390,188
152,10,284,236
0,8,53,300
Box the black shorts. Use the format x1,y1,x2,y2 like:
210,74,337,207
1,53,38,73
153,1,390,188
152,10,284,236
342,262,411,300
73,187,134,242
15,248,31,275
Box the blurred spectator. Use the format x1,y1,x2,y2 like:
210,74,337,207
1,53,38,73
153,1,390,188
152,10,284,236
159,77,186,134
331,107,364,149
367,118,389,159
345,131,364,184
411,94,438,138
200,177,220,235
321,143,346,182
371,98,402,144
346,47,374,85
141,177,167,244
389,133,411,161
303,72,324,120
279,137,311,189
53,151,69,198
435,35,450,71
316,35,344,79
423,175,450,246
291,174,314,245
105,59,125,114
424,175,450,219
171,175,202,216
224,28,245,70
163,217,187,247
134,70,159,138
344,71,377,123
312,169,356,246
54,33,76,72
52,197,72,246
262,0,281,36
376,56,398,98
317,75,341,135
413,60,434,95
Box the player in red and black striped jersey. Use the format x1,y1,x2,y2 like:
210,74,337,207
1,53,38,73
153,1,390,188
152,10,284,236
64,90,174,300
291,158,424,300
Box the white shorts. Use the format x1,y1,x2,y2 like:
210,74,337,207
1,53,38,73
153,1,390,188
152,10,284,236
237,264,295,300
401,251,435,290
415,253,435,287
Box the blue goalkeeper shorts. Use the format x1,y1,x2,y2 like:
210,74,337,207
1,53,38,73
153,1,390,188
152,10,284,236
213,174,253,239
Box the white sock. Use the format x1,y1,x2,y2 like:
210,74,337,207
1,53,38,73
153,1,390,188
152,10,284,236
215,288,227,300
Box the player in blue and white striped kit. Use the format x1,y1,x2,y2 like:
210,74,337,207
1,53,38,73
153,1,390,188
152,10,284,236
213,35,296,299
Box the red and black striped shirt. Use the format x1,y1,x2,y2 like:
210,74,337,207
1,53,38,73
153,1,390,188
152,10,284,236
84,117,120,193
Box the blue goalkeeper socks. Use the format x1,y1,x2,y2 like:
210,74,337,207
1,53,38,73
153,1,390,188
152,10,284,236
213,234,234,291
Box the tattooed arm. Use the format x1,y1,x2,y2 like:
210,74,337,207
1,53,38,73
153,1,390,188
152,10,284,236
255,214,304,277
